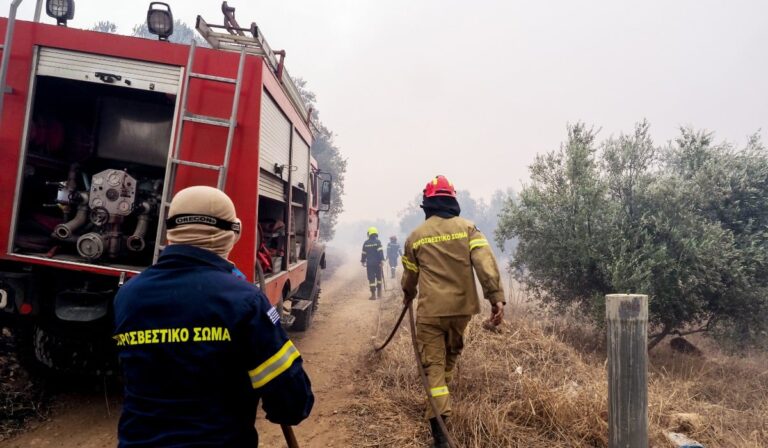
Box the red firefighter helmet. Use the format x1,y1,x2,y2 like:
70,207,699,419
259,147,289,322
423,175,457,198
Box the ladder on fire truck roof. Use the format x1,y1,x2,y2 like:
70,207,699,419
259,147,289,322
152,40,246,264
195,2,309,120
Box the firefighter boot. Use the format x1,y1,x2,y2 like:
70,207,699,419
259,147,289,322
390,266,396,279
377,284,383,299
429,417,450,448
369,287,376,300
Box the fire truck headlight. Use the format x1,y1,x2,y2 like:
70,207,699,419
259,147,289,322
147,2,174,41
46,0,75,26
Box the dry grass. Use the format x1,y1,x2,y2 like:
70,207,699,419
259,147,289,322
0,328,46,441
351,295,768,447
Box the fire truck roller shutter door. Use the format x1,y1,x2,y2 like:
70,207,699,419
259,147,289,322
291,130,310,190
259,90,291,202
36,48,182,95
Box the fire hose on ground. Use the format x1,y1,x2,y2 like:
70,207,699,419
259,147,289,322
374,300,460,448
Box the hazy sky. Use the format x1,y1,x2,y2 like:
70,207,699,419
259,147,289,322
9,0,768,224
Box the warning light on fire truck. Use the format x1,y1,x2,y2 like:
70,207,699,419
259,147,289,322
46,0,75,26
147,2,174,41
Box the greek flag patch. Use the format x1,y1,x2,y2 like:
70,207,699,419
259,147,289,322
267,306,280,325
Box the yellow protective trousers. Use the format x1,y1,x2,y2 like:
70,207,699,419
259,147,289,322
415,315,471,419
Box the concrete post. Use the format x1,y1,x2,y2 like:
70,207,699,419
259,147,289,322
606,294,648,448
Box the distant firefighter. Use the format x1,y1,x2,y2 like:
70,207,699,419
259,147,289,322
401,175,505,448
386,235,403,279
360,227,385,299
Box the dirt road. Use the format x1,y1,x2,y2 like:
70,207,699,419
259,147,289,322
0,257,384,448
258,259,381,446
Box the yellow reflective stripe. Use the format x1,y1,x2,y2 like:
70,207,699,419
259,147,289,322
249,340,301,389
402,256,419,273
412,231,469,250
469,238,489,250
430,386,449,397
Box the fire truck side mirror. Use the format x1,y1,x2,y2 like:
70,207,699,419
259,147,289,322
320,180,332,211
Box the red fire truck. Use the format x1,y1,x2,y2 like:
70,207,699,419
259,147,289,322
0,2,330,373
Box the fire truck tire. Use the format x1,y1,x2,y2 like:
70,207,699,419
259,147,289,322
29,324,116,376
8,323,40,376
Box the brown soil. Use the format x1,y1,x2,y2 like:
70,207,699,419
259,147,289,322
257,259,381,446
0,257,381,448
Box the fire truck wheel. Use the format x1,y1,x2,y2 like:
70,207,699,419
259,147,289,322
30,325,116,376
8,323,40,376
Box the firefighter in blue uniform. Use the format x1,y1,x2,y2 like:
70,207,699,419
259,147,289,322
114,186,313,447
360,227,385,299
386,235,403,279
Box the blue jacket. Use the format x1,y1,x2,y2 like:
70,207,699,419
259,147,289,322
114,244,313,447
386,242,402,265
360,236,384,264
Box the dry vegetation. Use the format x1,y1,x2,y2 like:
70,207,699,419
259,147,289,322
351,294,768,447
0,328,46,441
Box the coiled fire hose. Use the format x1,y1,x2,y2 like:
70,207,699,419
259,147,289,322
374,301,459,448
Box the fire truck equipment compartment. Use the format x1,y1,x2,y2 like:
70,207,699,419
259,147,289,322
11,75,175,269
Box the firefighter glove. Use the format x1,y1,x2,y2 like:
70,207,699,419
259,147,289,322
490,302,505,326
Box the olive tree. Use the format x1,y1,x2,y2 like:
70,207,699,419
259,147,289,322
497,122,768,350
496,124,611,311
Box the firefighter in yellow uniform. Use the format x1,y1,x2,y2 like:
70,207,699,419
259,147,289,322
401,175,505,448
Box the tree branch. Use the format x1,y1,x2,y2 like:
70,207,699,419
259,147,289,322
647,324,673,351
682,329,706,337
674,323,711,338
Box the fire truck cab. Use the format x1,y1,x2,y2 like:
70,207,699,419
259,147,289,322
0,2,330,373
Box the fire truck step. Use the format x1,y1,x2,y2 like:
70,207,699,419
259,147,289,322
189,72,237,84
183,113,232,127
281,314,296,329
291,299,313,312
171,158,222,171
